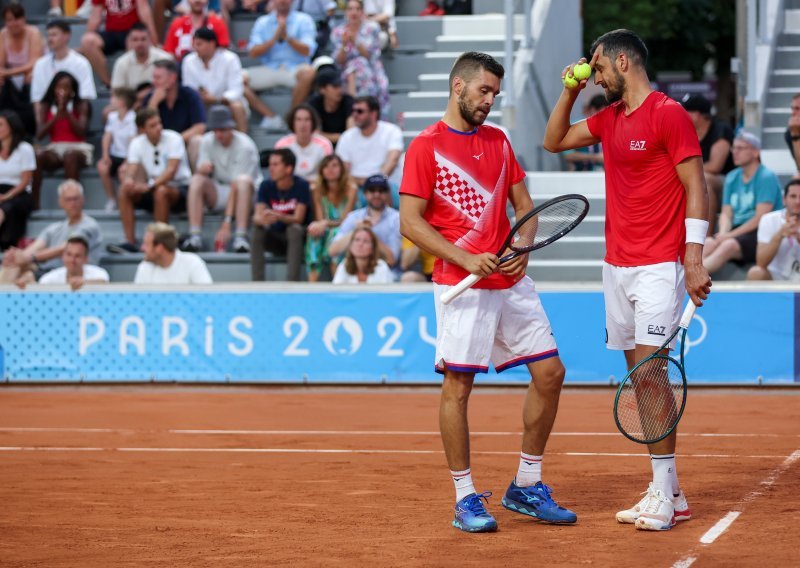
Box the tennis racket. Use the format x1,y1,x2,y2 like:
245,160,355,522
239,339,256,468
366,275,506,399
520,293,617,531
613,301,698,445
440,194,590,305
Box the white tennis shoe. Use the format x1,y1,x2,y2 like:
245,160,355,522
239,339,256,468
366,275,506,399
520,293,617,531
616,482,692,527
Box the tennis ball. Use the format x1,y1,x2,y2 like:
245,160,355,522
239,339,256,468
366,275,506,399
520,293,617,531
573,62,592,81
563,74,579,89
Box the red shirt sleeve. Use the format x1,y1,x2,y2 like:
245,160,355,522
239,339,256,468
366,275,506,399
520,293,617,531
586,105,610,139
163,18,180,56
210,14,231,48
399,135,436,200
659,101,702,165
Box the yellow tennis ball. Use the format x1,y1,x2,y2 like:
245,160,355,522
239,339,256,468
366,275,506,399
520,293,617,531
573,62,592,81
563,74,579,89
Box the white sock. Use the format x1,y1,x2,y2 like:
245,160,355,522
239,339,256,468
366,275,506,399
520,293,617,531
451,468,476,502
515,452,542,487
650,454,676,496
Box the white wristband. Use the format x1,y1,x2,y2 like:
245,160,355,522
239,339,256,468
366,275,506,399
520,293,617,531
685,218,709,245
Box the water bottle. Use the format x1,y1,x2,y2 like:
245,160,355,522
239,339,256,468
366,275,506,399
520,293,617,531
215,238,225,252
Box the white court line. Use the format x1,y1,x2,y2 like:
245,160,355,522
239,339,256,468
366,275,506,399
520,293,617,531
1,427,796,438
671,449,800,568
699,512,741,544
0,446,789,459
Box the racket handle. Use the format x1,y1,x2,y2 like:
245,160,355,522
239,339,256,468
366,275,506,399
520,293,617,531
679,301,698,329
440,273,482,305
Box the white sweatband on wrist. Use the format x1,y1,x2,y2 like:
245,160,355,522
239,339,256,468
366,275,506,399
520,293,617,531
685,218,709,245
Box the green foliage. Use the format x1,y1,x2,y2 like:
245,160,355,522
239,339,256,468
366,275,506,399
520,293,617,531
583,0,736,80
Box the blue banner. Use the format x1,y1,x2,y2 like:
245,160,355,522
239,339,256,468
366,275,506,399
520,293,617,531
0,288,795,384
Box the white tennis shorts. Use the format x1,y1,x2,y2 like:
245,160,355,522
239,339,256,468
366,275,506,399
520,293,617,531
433,276,558,374
603,261,685,350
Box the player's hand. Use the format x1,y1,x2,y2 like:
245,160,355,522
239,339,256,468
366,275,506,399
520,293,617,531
460,252,498,278
498,252,528,279
684,245,712,306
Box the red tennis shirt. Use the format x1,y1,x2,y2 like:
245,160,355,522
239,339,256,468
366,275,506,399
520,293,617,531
586,91,701,266
400,121,526,289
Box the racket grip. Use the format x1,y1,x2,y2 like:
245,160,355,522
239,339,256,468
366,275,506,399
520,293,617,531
679,301,698,329
440,273,482,305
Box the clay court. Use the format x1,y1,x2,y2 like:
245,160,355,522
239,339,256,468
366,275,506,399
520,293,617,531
0,386,798,567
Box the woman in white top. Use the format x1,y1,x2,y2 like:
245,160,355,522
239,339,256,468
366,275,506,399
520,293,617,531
0,110,35,251
274,103,333,181
332,226,393,284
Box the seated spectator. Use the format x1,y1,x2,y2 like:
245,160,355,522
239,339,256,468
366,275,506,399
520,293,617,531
250,148,311,281
275,104,333,181
363,0,398,51
305,154,357,281
32,72,93,211
400,237,434,282
164,0,231,61
110,23,173,92
785,93,800,178
134,222,213,283
183,105,262,253
292,0,336,57
144,59,207,168
747,180,800,281
0,4,44,138
221,0,268,22
307,68,355,146
0,110,34,251
98,88,137,212
244,0,317,129
328,173,400,267
109,108,192,253
37,236,110,290
0,180,102,287
336,95,403,193
332,226,393,283
48,0,94,18
703,132,782,275
563,94,606,171
331,1,390,116
182,28,248,133
31,20,97,112
80,0,159,88
681,94,735,234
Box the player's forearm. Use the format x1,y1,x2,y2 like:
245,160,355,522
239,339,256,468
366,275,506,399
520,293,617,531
543,90,579,152
400,214,468,269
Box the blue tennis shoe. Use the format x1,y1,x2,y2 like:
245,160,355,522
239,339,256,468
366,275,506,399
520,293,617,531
452,492,498,533
501,480,577,524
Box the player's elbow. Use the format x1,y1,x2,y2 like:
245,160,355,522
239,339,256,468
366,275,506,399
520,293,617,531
542,138,561,154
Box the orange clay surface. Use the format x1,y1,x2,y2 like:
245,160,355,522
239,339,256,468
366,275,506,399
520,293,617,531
0,387,798,567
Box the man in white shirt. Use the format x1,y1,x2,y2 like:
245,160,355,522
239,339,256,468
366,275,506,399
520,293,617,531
30,20,97,111
336,95,403,187
109,108,192,253
748,180,800,281
38,236,110,290
110,23,173,91
182,27,248,133
183,106,262,254
134,222,213,284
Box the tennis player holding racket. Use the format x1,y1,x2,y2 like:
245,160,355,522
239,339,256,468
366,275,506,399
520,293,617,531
544,30,712,531
400,52,576,533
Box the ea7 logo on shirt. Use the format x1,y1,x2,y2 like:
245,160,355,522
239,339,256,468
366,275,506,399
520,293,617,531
647,324,666,337
630,140,647,151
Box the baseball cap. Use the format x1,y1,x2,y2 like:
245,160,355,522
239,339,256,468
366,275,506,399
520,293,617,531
736,130,761,150
680,93,712,115
207,105,236,130
364,174,389,191
312,55,336,71
316,68,342,88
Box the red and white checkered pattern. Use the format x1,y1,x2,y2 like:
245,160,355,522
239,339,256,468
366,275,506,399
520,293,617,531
435,165,488,220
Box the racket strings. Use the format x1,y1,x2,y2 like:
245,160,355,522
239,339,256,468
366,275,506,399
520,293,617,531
616,356,685,442
511,199,587,251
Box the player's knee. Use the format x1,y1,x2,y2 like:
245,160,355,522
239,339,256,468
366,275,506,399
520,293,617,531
534,359,566,393
442,372,474,403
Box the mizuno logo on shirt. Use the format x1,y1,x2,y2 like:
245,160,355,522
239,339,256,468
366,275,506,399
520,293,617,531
473,152,484,160
630,140,647,151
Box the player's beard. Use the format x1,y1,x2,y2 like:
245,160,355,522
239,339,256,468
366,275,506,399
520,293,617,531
604,67,626,104
458,90,490,127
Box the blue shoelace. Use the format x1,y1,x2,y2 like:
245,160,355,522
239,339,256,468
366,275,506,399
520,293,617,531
464,491,493,515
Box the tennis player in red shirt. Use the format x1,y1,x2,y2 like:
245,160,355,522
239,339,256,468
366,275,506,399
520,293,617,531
400,52,576,533
544,29,712,531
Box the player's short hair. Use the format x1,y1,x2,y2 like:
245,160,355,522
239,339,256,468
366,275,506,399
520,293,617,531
590,29,648,68
147,222,178,252
449,52,505,92
271,147,297,172
136,107,159,128
66,235,89,254
785,178,800,197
